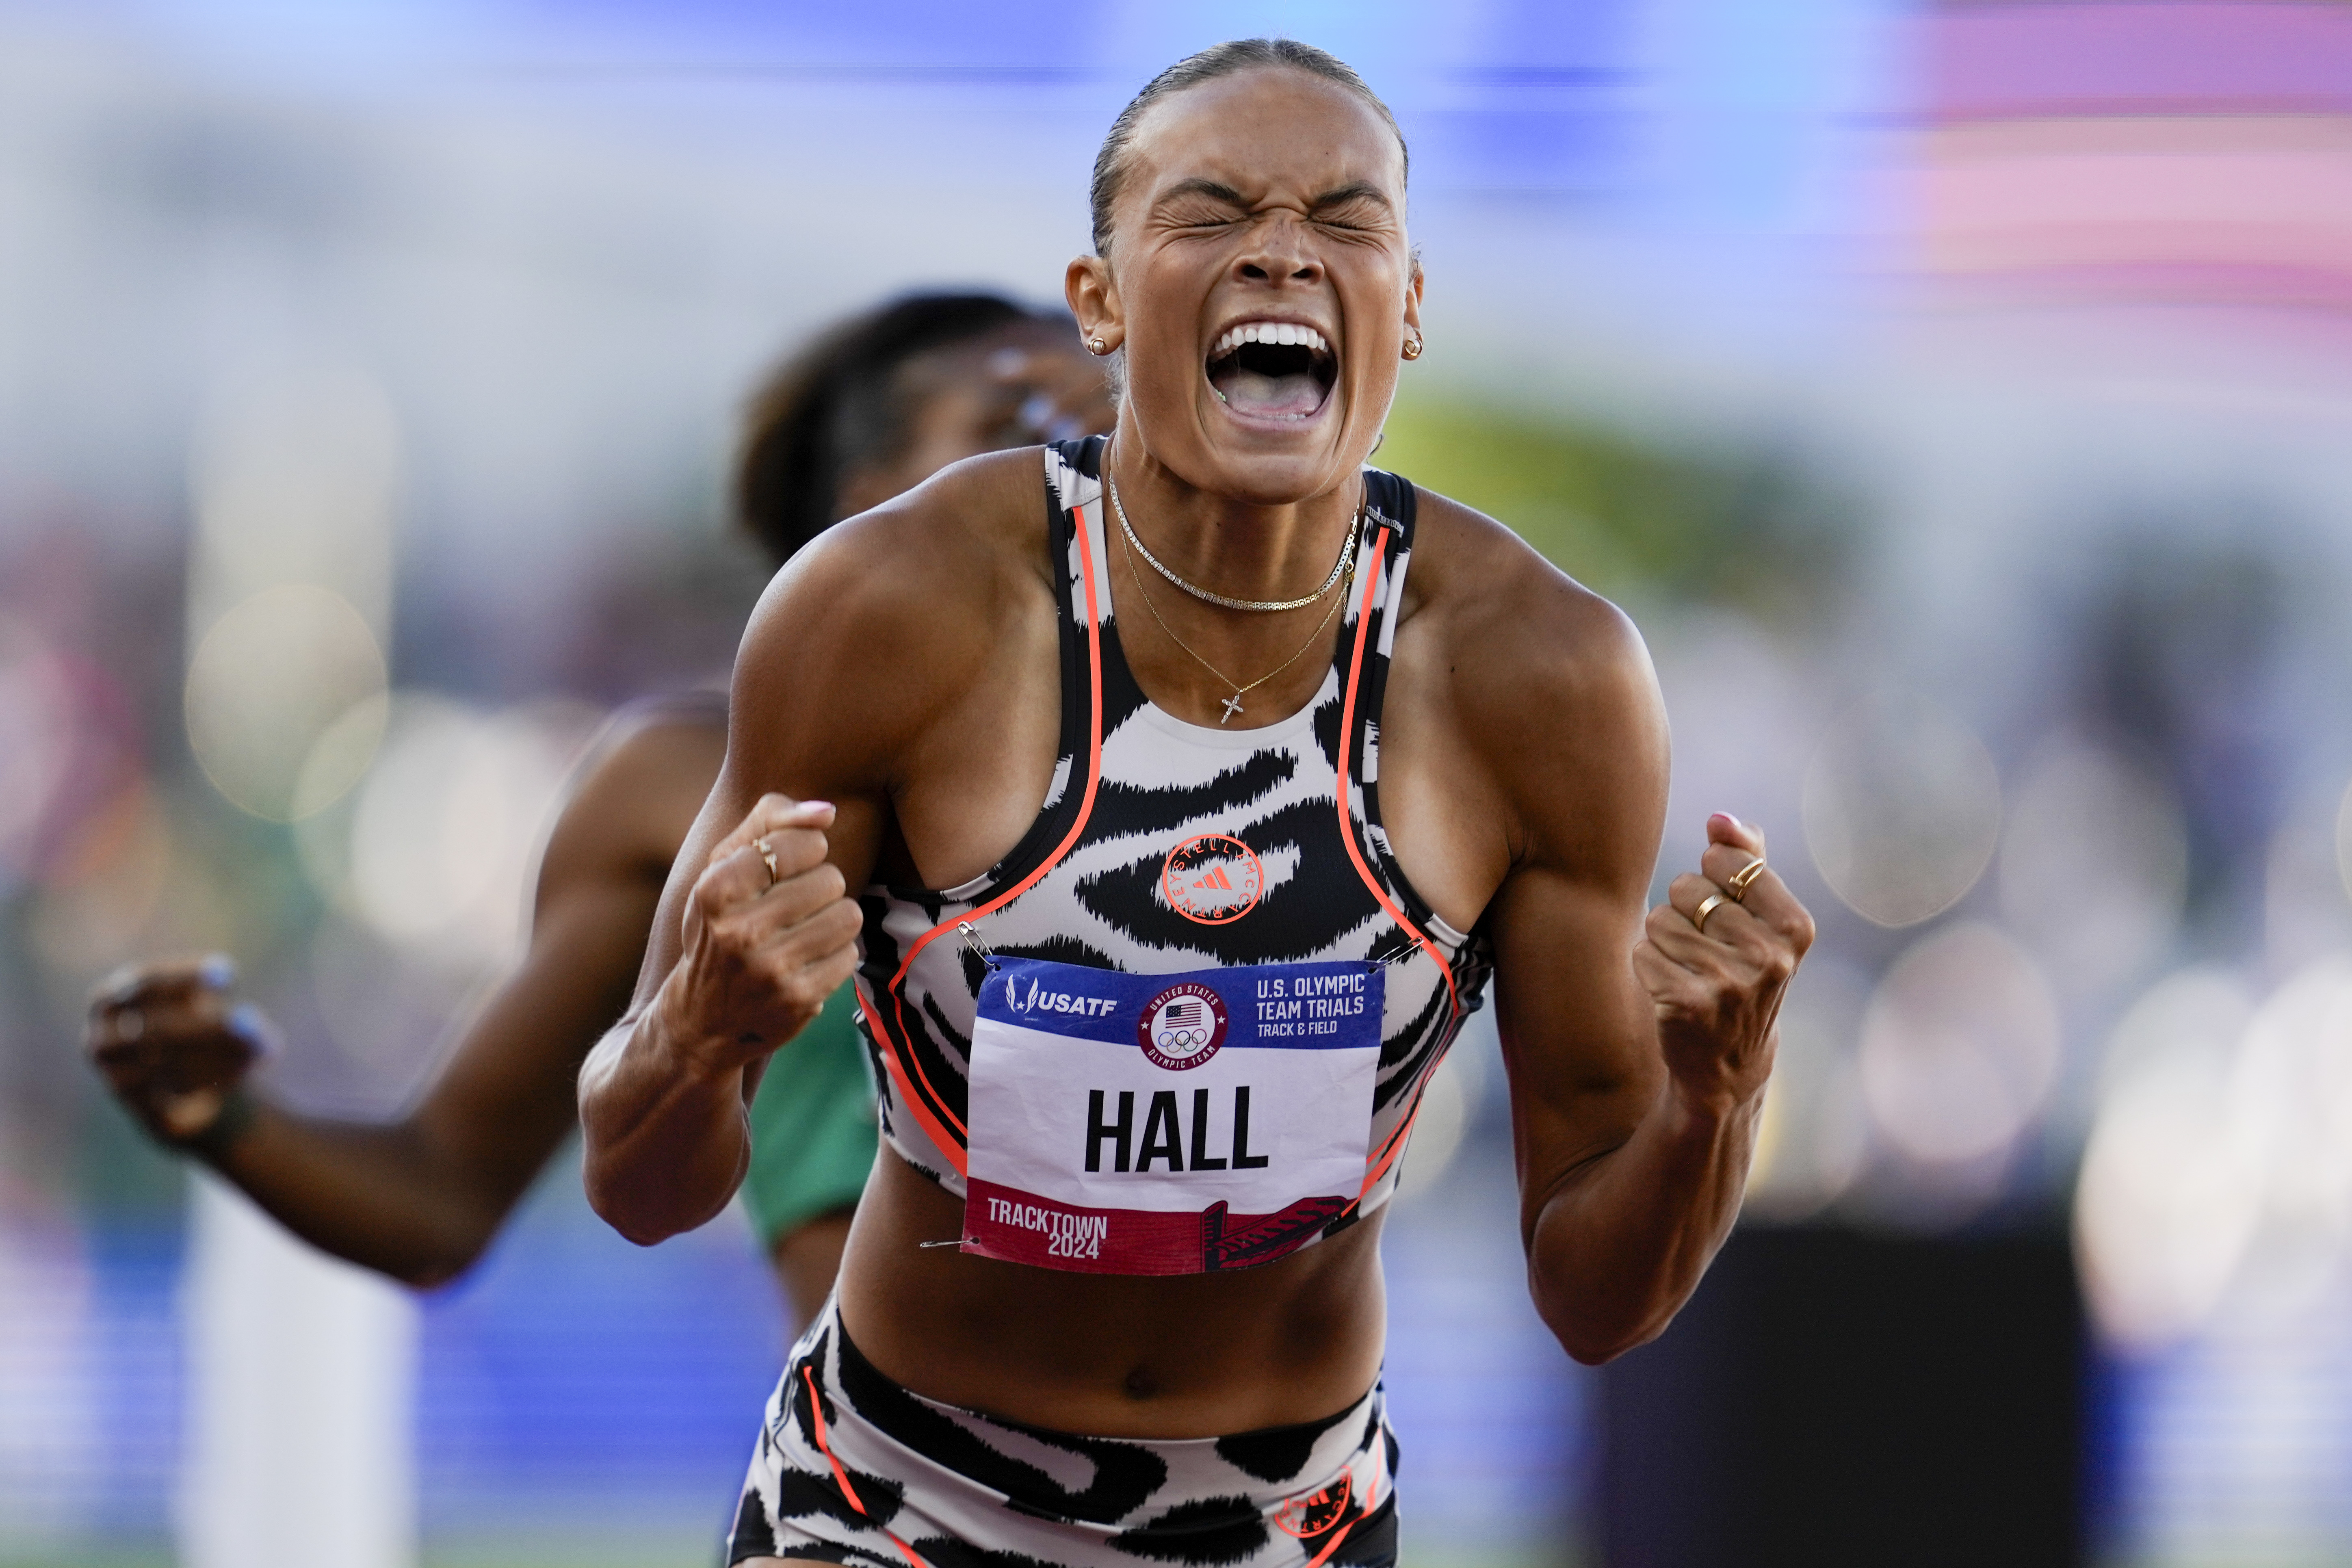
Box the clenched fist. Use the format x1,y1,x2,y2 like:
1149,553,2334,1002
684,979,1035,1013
655,793,864,1072
1633,814,1815,1117
87,955,277,1149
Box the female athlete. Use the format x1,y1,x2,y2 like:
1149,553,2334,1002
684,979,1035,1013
578,39,1813,1565
86,293,1113,1326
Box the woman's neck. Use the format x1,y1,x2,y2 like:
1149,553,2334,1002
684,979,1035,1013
1104,439,1363,609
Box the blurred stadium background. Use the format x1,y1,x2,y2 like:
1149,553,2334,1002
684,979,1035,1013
7,1,2352,1564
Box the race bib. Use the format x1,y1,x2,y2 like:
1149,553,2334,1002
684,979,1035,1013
964,956,1384,1275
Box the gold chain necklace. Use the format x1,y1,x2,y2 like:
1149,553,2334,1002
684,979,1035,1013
1118,507,1358,724
1108,473,1360,613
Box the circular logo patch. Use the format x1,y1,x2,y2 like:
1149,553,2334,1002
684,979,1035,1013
1138,983,1228,1071
1272,1474,1352,1538
1162,833,1264,925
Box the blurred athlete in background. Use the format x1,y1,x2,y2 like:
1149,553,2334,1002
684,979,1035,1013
85,292,1115,1329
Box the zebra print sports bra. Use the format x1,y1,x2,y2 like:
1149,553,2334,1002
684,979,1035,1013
850,437,1492,1272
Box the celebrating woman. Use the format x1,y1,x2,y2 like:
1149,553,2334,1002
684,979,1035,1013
579,39,1813,1565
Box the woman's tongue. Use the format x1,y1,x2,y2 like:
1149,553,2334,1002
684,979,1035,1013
1211,359,1325,420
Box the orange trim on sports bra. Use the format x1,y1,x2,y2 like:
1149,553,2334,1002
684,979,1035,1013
859,987,966,1178
1332,524,1460,1013
1332,522,1462,1201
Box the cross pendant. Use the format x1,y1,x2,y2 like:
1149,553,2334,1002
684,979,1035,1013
1219,692,1245,724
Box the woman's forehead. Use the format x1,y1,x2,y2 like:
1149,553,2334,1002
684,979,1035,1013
1125,69,1405,209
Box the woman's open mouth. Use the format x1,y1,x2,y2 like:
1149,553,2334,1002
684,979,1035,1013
1206,321,1338,422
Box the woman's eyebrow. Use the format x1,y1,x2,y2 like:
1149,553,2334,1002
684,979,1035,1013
1155,178,1249,209
1310,182,1392,213
1151,177,1393,217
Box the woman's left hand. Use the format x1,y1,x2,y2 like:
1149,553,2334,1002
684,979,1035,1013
1633,813,1815,1119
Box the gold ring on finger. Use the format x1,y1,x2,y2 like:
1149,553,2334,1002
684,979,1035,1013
754,837,779,887
1693,891,1730,935
1728,857,1767,900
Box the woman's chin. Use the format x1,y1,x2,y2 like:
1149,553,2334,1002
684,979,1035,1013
1122,392,1372,500
1180,443,1362,507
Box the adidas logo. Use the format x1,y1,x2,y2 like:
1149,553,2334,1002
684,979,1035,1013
1191,866,1235,892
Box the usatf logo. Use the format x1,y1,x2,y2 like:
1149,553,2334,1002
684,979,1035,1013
1162,833,1264,925
1138,983,1228,1071
1006,974,1118,1018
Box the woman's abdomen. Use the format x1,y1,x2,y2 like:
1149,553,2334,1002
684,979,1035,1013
833,1148,1389,1438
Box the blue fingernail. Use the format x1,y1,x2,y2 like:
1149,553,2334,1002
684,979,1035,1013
200,954,237,990
226,1004,279,1057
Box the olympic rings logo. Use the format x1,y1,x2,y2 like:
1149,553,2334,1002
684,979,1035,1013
1138,983,1228,1070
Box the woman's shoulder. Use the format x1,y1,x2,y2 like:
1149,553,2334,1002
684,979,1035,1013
767,447,1052,628
728,447,1059,745
1399,482,1647,684
1391,483,1666,850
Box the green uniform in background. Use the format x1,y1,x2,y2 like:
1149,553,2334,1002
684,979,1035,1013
741,982,878,1245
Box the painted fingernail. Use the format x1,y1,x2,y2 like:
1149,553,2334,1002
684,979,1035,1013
226,1004,280,1058
200,953,237,990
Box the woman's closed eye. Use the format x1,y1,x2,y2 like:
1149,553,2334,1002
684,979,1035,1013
1164,205,1245,231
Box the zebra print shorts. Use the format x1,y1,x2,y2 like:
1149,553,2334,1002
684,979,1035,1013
724,1300,1399,1566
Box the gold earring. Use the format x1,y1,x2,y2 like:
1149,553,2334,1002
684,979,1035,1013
1088,335,1109,355
1401,334,1423,362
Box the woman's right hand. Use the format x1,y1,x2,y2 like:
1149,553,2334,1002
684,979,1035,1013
87,956,275,1148
653,793,864,1076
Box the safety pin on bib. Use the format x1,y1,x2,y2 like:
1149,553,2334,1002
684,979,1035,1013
957,921,1001,974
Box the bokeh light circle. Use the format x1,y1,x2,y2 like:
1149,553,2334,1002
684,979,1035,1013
2220,958,2352,1327
341,696,585,966
1802,696,2001,927
1858,922,2060,1167
1999,737,2187,991
184,585,387,821
2075,968,2259,1349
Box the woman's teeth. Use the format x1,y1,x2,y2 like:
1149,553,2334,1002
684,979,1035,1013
1211,322,1328,356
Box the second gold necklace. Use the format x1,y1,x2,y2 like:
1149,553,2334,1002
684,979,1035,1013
1117,507,1358,725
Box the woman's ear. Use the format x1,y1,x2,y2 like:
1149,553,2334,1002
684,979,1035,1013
1065,255,1124,357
